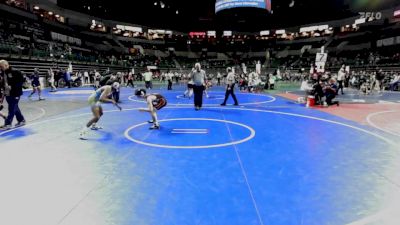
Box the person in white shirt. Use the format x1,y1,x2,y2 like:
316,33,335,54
48,68,57,92
221,67,239,106
251,72,261,92
166,71,173,90
143,68,153,89
84,71,90,84
190,63,206,110
217,72,222,86
337,65,346,95
94,70,101,89
248,70,259,92
269,74,276,90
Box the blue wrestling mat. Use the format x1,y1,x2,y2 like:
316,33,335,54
0,86,399,225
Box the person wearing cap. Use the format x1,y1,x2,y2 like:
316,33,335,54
221,67,239,106
190,63,206,110
0,60,26,130
79,82,122,140
135,89,167,130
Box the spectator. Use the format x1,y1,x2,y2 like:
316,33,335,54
375,69,384,92
324,79,339,106
127,72,134,88
65,69,72,88
143,68,153,89
337,65,346,95
83,71,90,85
94,70,101,89
390,73,400,91
217,72,222,86
166,70,173,90
48,68,57,92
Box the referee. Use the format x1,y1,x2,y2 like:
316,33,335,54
0,60,26,130
221,67,239,106
191,63,206,111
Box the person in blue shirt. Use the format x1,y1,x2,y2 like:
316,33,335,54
324,78,339,107
28,68,44,100
65,70,72,88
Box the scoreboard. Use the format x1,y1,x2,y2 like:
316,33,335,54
215,0,272,13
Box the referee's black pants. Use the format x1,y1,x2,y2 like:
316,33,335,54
338,80,344,94
222,84,238,105
167,80,172,90
5,96,25,126
193,85,204,108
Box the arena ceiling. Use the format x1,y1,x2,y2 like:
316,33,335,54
57,0,399,31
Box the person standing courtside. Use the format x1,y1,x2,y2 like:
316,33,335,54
221,67,239,106
127,72,135,88
48,68,57,92
337,65,346,95
191,63,206,111
143,68,153,89
166,70,173,90
0,60,26,130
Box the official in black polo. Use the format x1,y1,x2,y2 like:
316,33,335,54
0,60,26,130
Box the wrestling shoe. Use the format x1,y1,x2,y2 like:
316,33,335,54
15,120,26,127
90,124,103,130
0,124,11,130
149,124,160,130
79,131,88,140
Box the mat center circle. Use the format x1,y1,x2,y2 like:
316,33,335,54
124,118,256,149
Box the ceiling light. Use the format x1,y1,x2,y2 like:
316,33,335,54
55,14,60,18
48,11,53,15
33,6,39,10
